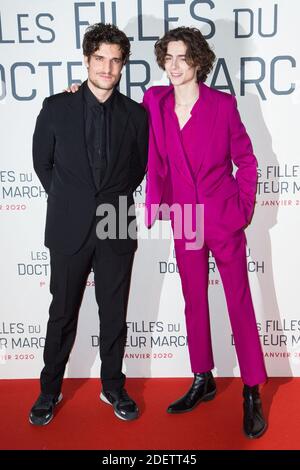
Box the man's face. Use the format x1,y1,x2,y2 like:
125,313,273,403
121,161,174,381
84,42,124,91
164,40,198,87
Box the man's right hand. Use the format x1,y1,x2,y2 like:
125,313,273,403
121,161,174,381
64,83,80,93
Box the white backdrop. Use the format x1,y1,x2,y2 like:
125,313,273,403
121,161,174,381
1,0,299,380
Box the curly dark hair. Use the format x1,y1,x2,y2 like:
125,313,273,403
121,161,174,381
82,23,131,63
155,27,215,83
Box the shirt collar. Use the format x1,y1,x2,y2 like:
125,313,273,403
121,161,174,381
83,81,116,111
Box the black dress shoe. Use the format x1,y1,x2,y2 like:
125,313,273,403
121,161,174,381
167,371,216,413
29,392,63,426
243,385,267,439
100,388,139,421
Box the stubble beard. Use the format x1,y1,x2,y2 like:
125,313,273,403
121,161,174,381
89,75,117,92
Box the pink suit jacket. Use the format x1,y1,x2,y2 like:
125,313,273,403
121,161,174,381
142,83,258,237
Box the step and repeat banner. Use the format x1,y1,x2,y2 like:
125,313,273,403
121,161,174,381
1,0,299,380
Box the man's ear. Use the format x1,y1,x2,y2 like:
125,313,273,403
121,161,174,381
84,55,89,68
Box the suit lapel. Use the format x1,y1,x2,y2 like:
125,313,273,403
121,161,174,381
145,86,173,179
110,91,129,163
162,97,195,188
105,91,129,183
194,83,219,178
66,83,96,190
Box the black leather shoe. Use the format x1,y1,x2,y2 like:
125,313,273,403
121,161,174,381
167,371,216,413
29,392,63,426
243,385,267,439
100,388,139,421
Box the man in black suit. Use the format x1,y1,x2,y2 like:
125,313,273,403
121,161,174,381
29,23,148,425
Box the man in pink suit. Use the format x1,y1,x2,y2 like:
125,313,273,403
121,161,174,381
143,27,267,438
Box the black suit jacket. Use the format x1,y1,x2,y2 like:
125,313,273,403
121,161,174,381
32,82,148,255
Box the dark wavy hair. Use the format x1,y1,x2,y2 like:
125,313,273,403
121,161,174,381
155,27,215,83
82,23,131,63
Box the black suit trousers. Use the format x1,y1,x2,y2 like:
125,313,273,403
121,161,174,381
40,221,134,395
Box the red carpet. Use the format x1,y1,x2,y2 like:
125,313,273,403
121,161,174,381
0,377,298,450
